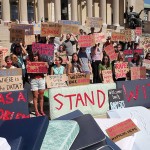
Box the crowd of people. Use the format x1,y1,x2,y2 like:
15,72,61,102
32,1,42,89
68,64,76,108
1,27,150,116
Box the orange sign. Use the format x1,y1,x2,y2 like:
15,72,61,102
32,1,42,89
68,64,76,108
102,70,114,83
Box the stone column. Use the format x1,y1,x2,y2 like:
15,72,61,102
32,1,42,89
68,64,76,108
100,0,107,26
37,0,45,22
2,0,10,22
20,0,28,24
113,0,119,26
87,0,93,17
148,11,150,21
71,0,78,21
54,0,61,22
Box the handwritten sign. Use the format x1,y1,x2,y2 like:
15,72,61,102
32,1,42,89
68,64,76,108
61,24,79,35
68,73,90,86
106,119,139,142
27,62,48,73
93,33,106,43
131,67,146,80
0,90,30,120
24,35,35,45
111,32,121,41
0,75,23,92
115,62,128,79
11,24,34,35
0,68,22,77
108,89,125,110
140,36,150,55
41,22,62,37
33,23,41,34
78,35,94,47
46,74,68,88
102,70,114,83
104,44,117,61
58,20,81,25
0,47,9,59
135,27,142,36
86,17,102,28
143,59,150,70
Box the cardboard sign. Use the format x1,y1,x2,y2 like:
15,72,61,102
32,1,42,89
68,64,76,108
0,68,22,77
143,59,150,70
0,75,23,92
86,17,103,28
46,74,68,88
102,70,114,83
93,33,106,43
24,35,35,45
115,62,128,79
116,79,150,108
11,24,34,35
106,119,139,142
135,27,142,36
27,62,48,73
104,44,117,61
111,32,121,41
33,23,41,34
68,73,90,86
10,29,25,43
0,90,30,120
54,51,68,64
41,22,62,37
0,47,9,59
58,20,81,25
49,83,116,119
61,24,79,35
78,35,94,47
131,67,146,80
108,89,125,110
140,36,150,55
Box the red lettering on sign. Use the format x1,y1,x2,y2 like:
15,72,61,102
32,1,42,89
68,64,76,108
18,92,26,102
54,94,64,110
75,93,85,107
65,94,76,110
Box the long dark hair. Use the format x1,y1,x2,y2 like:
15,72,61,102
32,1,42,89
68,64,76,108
131,52,141,66
29,51,41,62
71,53,80,64
101,55,110,68
145,53,150,59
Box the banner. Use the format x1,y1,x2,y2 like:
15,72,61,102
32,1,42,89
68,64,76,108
86,17,103,28
33,23,41,34
41,22,62,37
49,83,116,119
108,89,125,110
11,24,34,35
68,73,90,86
32,43,54,63
27,62,48,73
58,20,81,25
140,36,150,55
0,68,22,77
142,59,150,70
0,90,30,120
115,62,128,79
104,44,117,61
61,24,79,35
46,74,68,88
102,70,114,83
78,35,94,47
116,79,150,108
131,67,146,80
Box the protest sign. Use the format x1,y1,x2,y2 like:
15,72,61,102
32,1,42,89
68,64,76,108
86,17,103,28
115,62,128,79
33,23,41,34
131,67,146,80
49,83,116,119
27,62,48,73
0,90,30,120
0,75,23,92
10,29,25,43
104,44,117,61
54,51,68,64
41,22,62,37
0,68,22,77
121,29,135,42
61,24,79,35
111,32,121,41
11,24,34,35
142,59,150,70
102,70,114,83
68,73,90,86
106,119,139,142
116,79,150,108
78,35,94,47
24,35,35,45
135,27,142,36
140,36,150,55
108,89,125,110
93,33,106,43
0,47,9,59
46,74,68,88
58,20,81,25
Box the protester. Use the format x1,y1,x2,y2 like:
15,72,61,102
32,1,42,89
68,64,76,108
2,56,16,69
51,57,66,75
144,52,150,78
67,53,82,74
91,44,102,83
117,43,123,52
99,55,112,82
28,51,46,117
78,47,92,74
145,53,150,60
129,52,142,67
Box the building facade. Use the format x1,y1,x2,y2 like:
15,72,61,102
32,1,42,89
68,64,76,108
0,0,145,26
